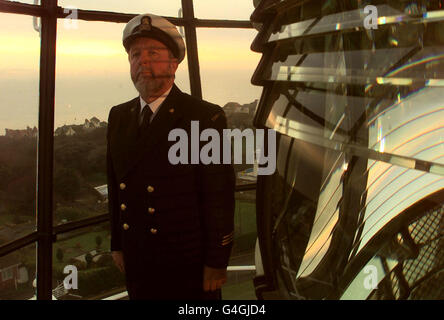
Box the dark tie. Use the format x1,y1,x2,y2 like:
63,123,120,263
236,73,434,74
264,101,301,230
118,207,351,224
138,105,153,136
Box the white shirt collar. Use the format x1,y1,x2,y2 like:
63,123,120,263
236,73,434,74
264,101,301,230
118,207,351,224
139,86,173,118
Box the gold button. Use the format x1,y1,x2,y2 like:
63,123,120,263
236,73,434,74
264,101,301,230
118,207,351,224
123,223,129,230
169,108,175,113
147,186,154,193
150,228,157,234
119,183,126,190
148,207,155,214
120,203,127,211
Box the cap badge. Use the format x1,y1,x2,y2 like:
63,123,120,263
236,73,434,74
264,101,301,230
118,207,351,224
139,16,152,31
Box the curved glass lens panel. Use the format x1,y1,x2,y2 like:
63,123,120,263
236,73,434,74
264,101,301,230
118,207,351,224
252,0,444,300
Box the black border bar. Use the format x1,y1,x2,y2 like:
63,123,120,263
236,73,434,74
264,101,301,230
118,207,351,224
36,0,57,300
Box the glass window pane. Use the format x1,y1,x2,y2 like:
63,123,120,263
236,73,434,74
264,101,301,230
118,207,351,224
0,243,36,300
252,0,444,299
52,222,125,300
58,0,182,16
0,13,39,242
223,189,257,300
198,28,261,106
233,190,257,255
194,0,255,20
254,3,444,170
54,19,190,224
197,28,262,185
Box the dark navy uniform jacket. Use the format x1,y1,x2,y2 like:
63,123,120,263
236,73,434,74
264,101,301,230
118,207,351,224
107,84,235,292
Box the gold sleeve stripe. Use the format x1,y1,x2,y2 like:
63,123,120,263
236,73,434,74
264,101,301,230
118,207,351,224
223,231,234,239
221,237,233,245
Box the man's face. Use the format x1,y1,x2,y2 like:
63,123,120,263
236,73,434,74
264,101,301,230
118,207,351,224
128,37,178,99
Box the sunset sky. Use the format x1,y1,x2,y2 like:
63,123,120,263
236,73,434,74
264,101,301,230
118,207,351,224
0,0,262,133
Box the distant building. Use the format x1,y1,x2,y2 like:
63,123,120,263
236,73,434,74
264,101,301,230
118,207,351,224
54,117,105,136
65,127,76,136
54,125,78,136
83,117,102,131
223,100,257,116
5,126,38,139
223,100,258,129
0,254,28,291
94,184,108,201
223,102,243,115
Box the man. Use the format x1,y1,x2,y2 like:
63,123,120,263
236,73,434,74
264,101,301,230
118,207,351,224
107,13,236,300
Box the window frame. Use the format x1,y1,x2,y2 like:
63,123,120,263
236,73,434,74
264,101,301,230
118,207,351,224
0,0,256,300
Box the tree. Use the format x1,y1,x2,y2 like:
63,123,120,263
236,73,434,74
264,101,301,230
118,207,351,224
0,164,12,189
56,248,64,262
85,253,93,268
53,167,82,201
95,235,103,249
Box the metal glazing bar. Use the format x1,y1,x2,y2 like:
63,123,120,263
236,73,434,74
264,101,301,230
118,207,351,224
56,7,184,25
52,214,109,238
0,182,257,259
0,2,252,29
195,19,252,28
0,0,45,16
36,0,57,301
182,0,202,98
57,8,253,28
0,232,38,258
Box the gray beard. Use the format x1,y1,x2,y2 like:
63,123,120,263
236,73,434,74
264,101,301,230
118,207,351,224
133,78,165,98
132,73,174,99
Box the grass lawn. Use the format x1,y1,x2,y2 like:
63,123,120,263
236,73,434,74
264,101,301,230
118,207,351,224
0,213,32,225
223,278,257,300
233,200,257,253
0,213,14,225
53,230,109,269
235,200,256,235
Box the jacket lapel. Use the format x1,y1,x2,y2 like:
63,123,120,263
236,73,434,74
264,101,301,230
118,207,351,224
110,97,139,182
119,85,185,180
126,98,141,147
